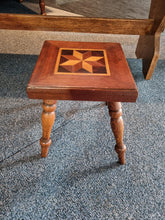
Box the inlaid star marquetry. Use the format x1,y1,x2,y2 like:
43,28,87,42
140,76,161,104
55,49,110,75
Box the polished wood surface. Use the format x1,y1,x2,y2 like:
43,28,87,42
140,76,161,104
27,41,138,102
108,102,126,165
0,13,155,35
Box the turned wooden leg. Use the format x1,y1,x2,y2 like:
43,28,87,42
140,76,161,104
108,102,126,165
40,100,57,157
39,0,46,15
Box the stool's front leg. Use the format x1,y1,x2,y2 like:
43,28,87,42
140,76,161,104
40,100,57,157
108,102,126,165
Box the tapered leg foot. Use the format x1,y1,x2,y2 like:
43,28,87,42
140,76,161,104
40,100,57,157
115,144,126,165
108,102,126,165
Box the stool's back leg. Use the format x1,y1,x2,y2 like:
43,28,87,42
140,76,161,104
108,102,126,165
40,100,57,157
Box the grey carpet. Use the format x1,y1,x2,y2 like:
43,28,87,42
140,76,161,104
0,56,165,220
0,1,165,219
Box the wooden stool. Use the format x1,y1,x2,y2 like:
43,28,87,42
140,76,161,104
27,41,138,165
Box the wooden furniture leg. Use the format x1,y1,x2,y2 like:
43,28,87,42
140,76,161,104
108,102,126,165
40,100,57,157
136,0,165,80
39,0,46,15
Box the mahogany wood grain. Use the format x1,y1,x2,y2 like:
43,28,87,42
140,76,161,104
108,102,126,165
40,100,57,157
27,41,138,102
0,13,155,35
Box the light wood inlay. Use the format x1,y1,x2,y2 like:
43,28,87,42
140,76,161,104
54,48,110,76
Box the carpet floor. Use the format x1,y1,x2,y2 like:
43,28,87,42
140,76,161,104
0,1,165,219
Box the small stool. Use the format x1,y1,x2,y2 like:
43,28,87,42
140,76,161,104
27,41,138,165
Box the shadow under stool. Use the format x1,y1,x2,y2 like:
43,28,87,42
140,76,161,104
27,41,138,165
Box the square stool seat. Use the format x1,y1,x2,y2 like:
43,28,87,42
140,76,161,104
27,41,138,164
